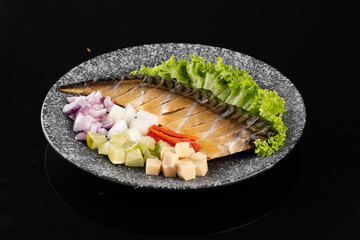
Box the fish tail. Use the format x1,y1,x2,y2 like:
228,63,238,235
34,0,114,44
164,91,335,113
58,76,126,95
58,80,94,95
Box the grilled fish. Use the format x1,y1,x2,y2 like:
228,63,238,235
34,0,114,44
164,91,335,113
59,75,277,159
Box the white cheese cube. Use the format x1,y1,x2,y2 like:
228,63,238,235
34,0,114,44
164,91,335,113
176,160,196,181
145,158,162,176
162,151,178,178
175,142,191,158
190,152,208,176
162,151,179,166
188,147,195,157
162,165,177,177
189,152,207,162
193,158,208,176
160,146,175,160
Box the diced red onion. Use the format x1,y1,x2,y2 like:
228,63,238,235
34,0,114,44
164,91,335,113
75,132,87,140
64,91,123,140
68,113,76,120
85,90,103,105
73,114,93,132
62,102,78,114
104,96,114,112
93,90,103,100
67,96,78,103
91,104,104,111
87,123,100,133
75,102,92,117
86,96,101,105
85,114,98,123
85,91,95,99
88,108,107,118
62,96,86,114
100,115,115,129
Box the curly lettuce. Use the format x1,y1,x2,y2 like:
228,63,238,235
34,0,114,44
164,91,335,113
131,54,287,156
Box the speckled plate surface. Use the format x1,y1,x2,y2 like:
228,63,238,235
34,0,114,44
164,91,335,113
41,43,306,190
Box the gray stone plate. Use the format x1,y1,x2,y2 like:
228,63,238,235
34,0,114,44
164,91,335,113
41,43,306,190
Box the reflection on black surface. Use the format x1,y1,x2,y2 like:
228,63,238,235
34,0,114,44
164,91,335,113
44,145,302,237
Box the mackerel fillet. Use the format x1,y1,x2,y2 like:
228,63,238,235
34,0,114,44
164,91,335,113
59,75,277,159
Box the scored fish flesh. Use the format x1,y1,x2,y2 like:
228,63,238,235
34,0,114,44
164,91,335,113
59,75,277,159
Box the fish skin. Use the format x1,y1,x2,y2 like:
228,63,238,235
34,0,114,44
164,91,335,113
59,75,277,160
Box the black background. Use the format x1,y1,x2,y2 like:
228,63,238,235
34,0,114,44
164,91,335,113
1,1,359,239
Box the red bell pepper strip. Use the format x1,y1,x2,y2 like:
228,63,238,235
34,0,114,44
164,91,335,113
189,141,200,152
148,128,200,152
148,128,183,146
149,125,199,141
146,132,162,144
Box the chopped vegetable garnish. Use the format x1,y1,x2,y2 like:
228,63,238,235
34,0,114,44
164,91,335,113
86,132,107,149
146,131,163,143
148,125,200,152
62,91,209,180
149,125,199,142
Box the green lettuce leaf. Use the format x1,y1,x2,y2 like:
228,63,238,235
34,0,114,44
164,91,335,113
186,54,208,88
130,55,287,156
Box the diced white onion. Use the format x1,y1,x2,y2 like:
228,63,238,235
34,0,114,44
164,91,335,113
124,128,142,142
98,128,109,136
137,109,159,128
108,105,125,122
123,103,138,125
108,120,128,138
129,118,149,136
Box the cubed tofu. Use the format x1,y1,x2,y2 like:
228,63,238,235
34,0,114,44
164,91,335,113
160,146,175,160
146,158,162,176
190,152,208,176
162,151,179,178
189,152,207,162
162,165,177,177
176,160,196,181
193,158,208,176
188,147,195,157
175,142,191,158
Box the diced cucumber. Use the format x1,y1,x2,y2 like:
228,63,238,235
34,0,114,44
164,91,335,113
125,148,144,167
139,136,156,152
154,140,168,157
108,148,126,164
109,132,130,147
143,148,159,163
